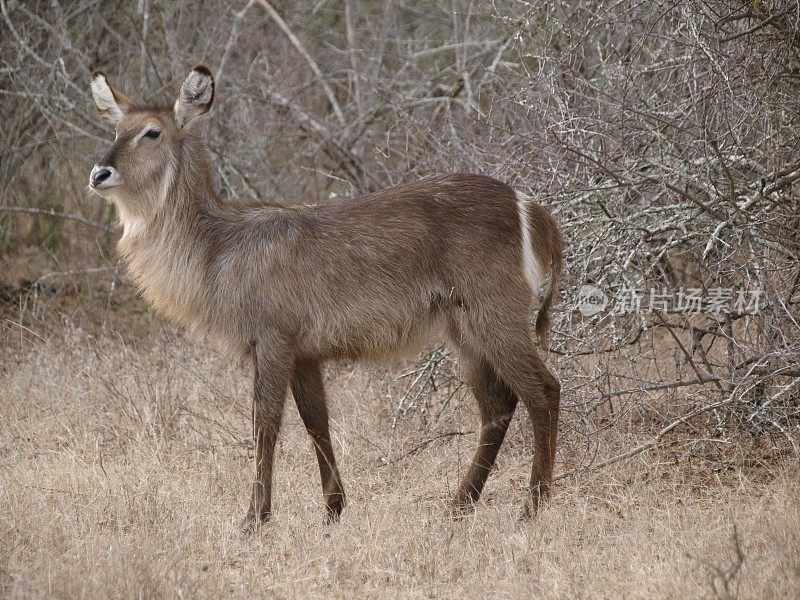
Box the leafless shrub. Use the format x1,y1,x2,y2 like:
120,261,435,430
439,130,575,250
1,0,798,473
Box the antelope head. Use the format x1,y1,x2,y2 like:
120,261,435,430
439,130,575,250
88,66,215,221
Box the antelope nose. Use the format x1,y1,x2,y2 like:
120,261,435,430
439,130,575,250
89,165,119,189
91,167,111,186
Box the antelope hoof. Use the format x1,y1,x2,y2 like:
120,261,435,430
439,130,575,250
521,484,550,520
324,496,345,524
519,502,536,522
449,500,476,521
240,510,272,535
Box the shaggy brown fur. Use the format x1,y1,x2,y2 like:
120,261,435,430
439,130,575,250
89,66,563,530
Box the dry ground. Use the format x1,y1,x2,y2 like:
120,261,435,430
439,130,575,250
1,311,799,599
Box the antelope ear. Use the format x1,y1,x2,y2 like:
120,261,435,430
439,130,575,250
174,66,214,129
90,72,136,125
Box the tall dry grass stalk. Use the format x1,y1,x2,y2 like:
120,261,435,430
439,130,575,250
1,318,799,598
1,1,799,596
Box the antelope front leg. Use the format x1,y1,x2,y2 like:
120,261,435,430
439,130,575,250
242,340,290,533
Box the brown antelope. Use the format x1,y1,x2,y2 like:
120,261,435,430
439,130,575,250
88,66,563,531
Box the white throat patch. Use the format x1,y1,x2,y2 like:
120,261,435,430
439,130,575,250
117,203,144,239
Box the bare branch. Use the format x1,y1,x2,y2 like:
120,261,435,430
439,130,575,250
0,206,116,236
255,0,346,126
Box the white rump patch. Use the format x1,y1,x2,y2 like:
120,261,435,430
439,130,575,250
91,73,125,124
515,191,544,298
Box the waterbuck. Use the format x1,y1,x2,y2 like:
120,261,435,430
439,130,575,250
88,66,563,530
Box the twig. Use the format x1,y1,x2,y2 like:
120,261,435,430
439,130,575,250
555,397,736,481
718,9,787,43
255,0,346,126
344,0,362,118
34,265,122,282
391,430,472,464
217,0,257,84
257,87,373,191
0,206,116,235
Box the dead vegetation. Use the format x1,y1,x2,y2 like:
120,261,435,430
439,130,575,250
1,319,799,598
1,0,800,597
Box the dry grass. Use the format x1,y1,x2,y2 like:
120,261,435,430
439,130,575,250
1,316,799,599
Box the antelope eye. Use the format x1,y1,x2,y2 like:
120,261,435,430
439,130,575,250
143,129,161,139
